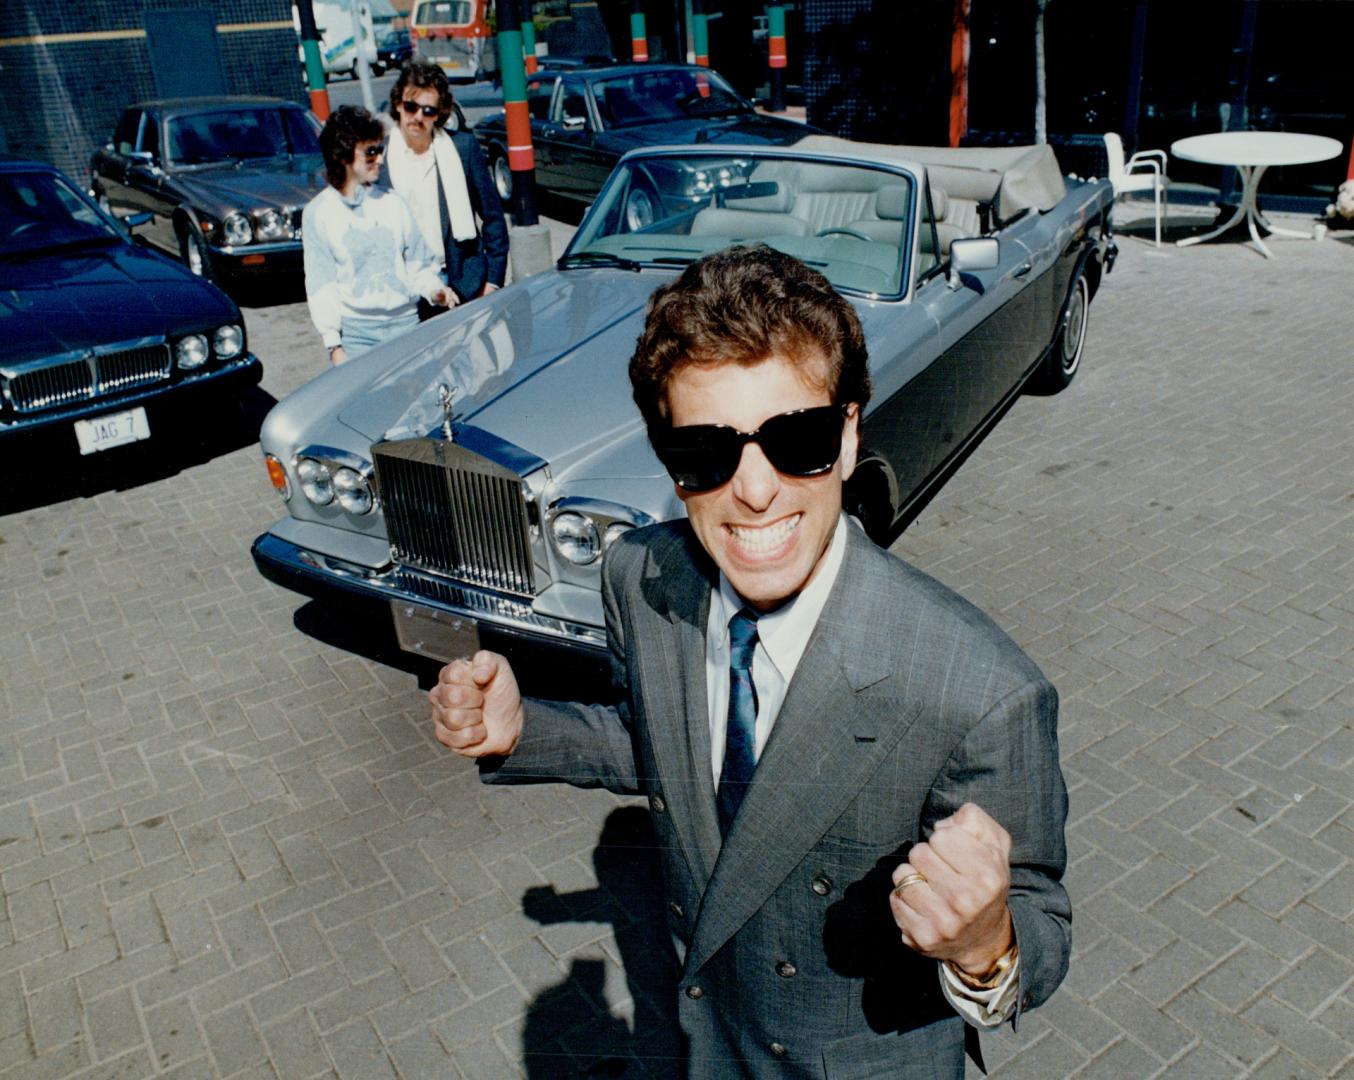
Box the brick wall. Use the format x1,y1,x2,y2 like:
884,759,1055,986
0,0,305,185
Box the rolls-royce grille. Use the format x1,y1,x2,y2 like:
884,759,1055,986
373,437,536,598
7,345,171,414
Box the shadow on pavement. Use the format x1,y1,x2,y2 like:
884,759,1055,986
521,806,683,1079
232,276,308,309
0,384,276,516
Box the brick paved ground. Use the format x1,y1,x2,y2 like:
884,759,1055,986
2,211,1352,1079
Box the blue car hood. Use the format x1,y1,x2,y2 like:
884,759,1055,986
0,241,235,367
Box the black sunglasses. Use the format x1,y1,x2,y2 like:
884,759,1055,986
400,100,441,118
362,145,385,159
654,405,850,493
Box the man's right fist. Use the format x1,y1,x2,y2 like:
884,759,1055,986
429,650,523,758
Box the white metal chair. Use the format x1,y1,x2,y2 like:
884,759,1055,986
1104,132,1169,247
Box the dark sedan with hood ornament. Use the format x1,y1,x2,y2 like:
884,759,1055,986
474,62,818,227
0,156,261,455
90,96,326,284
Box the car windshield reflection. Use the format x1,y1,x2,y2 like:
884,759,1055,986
166,109,321,166
566,154,915,298
0,171,121,257
592,70,750,128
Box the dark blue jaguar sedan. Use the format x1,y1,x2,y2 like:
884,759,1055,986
0,156,261,458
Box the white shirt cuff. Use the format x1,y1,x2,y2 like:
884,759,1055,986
937,954,1020,1028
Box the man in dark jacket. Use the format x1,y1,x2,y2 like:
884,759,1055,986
383,61,508,313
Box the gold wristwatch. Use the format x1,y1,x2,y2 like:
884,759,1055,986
948,942,1019,991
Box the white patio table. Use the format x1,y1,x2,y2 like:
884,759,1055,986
1171,131,1343,258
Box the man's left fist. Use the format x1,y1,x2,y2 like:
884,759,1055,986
889,802,1015,977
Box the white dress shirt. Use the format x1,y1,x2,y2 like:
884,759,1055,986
702,514,1019,1027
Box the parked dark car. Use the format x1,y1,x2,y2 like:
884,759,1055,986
372,28,413,76
474,62,816,227
252,138,1115,665
0,156,261,457
90,97,326,284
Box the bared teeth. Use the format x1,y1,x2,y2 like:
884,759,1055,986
728,515,800,552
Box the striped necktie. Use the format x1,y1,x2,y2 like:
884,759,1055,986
716,608,760,838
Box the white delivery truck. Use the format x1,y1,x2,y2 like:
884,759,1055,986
294,0,378,81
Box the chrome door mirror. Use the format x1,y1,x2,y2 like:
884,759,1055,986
947,237,999,290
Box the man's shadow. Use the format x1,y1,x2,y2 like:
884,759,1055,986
520,806,684,1079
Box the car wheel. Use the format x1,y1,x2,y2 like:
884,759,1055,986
178,225,216,282
1036,268,1089,393
491,149,513,204
844,455,898,546
624,179,658,232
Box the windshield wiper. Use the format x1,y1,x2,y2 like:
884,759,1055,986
557,251,642,272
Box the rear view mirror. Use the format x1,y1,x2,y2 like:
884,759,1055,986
947,237,999,290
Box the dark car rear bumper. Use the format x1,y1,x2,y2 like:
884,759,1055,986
0,354,262,446
209,240,304,278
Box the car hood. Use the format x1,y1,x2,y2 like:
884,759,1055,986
171,156,326,211
0,242,236,367
327,270,664,481
597,113,815,153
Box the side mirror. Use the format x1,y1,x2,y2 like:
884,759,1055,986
128,150,155,163
947,236,999,290
561,116,586,132
123,211,153,229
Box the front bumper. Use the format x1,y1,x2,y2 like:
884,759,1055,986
251,529,610,659
210,240,304,277
0,354,262,442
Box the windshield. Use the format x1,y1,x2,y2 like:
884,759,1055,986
565,154,915,298
413,0,472,27
591,69,749,128
0,171,121,257
166,108,321,165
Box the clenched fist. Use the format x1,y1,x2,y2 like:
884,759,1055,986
428,650,524,758
889,802,1015,978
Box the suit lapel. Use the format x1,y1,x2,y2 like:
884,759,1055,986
685,525,923,975
636,527,723,890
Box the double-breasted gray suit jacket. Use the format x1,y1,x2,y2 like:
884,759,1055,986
484,519,1070,1079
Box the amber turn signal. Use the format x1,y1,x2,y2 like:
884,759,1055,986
264,454,290,499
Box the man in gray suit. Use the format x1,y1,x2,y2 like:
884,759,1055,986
430,245,1070,1078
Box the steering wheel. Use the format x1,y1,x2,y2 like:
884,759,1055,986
815,226,873,241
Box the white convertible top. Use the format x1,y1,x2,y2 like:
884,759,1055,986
793,135,1068,220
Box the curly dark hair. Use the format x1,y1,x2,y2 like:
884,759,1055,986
389,60,454,128
629,244,872,436
319,105,385,189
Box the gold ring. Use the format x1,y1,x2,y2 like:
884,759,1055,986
892,871,927,899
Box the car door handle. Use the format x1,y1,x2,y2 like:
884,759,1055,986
1014,261,1033,277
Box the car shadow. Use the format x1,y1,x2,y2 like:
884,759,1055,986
230,276,308,309
0,385,276,516
286,594,616,704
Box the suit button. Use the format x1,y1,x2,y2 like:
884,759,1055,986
810,875,833,896
685,985,704,999
669,901,684,919
769,1042,787,1057
775,961,796,978
650,793,666,813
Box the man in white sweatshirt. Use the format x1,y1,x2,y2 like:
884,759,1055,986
302,106,452,365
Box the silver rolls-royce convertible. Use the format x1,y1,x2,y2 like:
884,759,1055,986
252,137,1116,664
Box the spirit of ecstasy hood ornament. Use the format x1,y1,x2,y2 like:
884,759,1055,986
437,383,455,441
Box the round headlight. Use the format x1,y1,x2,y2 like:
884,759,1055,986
175,334,209,369
333,467,374,514
603,522,634,550
551,511,600,565
717,167,733,186
213,325,244,359
222,212,253,246
255,209,288,241
296,458,333,505
692,169,712,194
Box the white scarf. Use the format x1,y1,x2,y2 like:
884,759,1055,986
388,127,477,245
